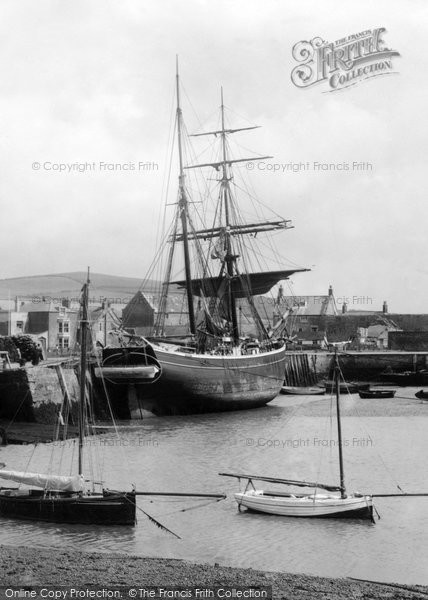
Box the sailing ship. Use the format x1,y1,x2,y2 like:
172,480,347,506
138,63,308,414
220,352,374,519
0,273,137,525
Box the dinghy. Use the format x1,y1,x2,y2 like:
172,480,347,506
358,389,396,399
280,386,325,396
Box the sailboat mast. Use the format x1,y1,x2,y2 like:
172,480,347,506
176,59,196,336
78,268,90,476
220,88,239,343
334,350,346,498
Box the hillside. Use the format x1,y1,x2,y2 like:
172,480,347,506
0,272,160,303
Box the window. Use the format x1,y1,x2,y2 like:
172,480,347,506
16,321,24,331
58,321,70,334
58,337,69,350
311,326,318,332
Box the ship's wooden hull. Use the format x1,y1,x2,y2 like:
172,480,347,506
140,344,286,414
0,489,136,525
235,490,373,519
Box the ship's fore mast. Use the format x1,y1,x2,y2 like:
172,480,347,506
176,58,196,336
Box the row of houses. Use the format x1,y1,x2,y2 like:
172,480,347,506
0,285,427,352
0,298,122,353
260,285,428,351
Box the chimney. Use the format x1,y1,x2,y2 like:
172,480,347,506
342,302,347,314
328,285,333,297
15,296,20,312
382,301,388,314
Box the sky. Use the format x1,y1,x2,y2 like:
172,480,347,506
0,0,427,312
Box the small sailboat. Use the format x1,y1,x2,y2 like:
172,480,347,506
220,351,374,520
0,272,137,525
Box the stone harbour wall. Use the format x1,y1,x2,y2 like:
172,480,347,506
0,365,80,424
27,365,80,423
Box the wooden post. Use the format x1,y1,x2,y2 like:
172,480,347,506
55,364,72,413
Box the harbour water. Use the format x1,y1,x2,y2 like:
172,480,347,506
0,388,427,585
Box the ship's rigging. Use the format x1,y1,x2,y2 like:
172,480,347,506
153,62,308,351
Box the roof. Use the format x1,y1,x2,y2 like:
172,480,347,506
19,301,59,313
125,290,157,311
368,323,401,337
278,295,338,316
89,306,122,328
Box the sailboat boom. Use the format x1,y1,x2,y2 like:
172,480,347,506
219,472,342,492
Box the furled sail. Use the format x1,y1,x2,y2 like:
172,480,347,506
171,269,309,298
0,470,84,492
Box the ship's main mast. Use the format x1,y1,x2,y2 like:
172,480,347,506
185,90,275,344
219,88,239,342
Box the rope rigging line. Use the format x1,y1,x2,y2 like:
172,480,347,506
334,360,405,493
156,79,178,254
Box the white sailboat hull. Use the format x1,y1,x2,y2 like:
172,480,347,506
235,490,373,519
